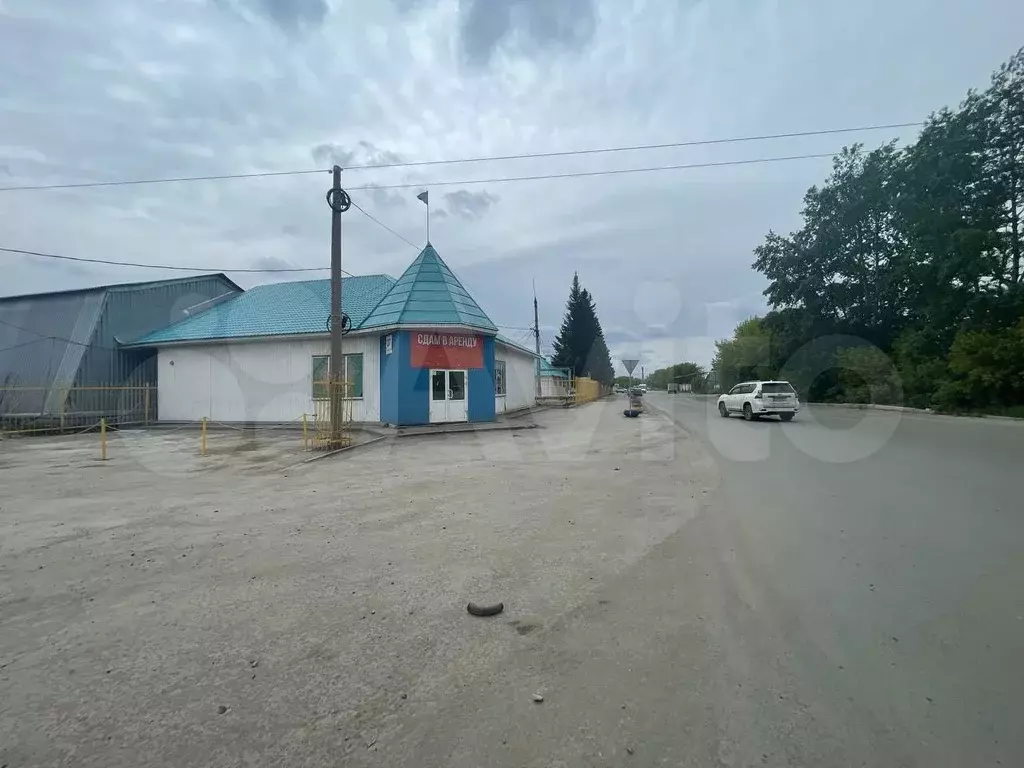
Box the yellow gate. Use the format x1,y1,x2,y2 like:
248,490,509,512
311,380,353,449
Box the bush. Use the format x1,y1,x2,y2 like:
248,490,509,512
836,346,902,404
942,320,1024,409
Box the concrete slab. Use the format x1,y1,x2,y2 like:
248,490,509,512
0,400,709,768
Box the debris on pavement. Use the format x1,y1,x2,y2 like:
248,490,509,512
532,692,544,703
467,601,504,617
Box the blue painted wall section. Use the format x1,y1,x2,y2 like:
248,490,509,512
378,332,400,425
398,334,431,425
378,330,496,426
467,336,496,423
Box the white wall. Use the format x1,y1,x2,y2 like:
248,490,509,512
495,344,537,413
157,335,380,423
540,376,570,398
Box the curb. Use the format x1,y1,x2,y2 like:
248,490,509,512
807,402,930,414
807,402,1023,421
395,422,540,439
293,435,389,466
659,393,1019,423
655,393,1022,422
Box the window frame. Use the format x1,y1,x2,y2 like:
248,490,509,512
495,359,507,396
311,353,364,400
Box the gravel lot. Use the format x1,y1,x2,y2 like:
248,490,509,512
0,401,711,767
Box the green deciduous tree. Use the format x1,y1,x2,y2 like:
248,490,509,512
646,361,705,390
735,46,1024,412
936,320,1024,411
712,317,773,390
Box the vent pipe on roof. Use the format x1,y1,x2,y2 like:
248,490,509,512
182,290,238,317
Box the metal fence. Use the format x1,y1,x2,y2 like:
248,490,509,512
0,383,154,436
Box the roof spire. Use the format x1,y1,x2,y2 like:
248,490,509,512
360,245,497,331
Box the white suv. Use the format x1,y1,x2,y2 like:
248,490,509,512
718,380,799,421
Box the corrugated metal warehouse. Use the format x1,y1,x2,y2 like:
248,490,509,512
0,274,241,424
128,244,540,426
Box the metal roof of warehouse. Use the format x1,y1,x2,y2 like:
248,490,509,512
133,274,396,344
132,244,502,345
0,274,240,413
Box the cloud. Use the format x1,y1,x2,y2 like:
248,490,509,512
311,144,356,168
250,256,297,271
458,0,597,66
365,187,409,209
311,140,404,170
220,0,330,32
442,189,499,220
2,0,1022,364
355,141,404,167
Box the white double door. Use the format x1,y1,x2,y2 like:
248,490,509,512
429,369,468,423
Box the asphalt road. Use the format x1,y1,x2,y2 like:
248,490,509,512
395,395,1024,767
5,398,1021,767
641,392,1024,767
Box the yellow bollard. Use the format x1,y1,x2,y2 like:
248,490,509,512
100,417,107,461
201,416,207,456
302,413,309,451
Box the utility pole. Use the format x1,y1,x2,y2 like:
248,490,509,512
533,280,541,398
326,165,351,447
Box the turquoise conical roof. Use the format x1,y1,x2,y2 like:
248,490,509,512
358,244,498,332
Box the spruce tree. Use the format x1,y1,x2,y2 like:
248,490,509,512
551,273,615,385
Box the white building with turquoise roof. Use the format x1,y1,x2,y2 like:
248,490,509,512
129,244,540,426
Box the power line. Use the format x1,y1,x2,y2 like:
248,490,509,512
0,122,921,194
0,168,327,193
1,245,342,274
0,336,51,354
344,122,922,171
0,316,105,351
348,152,838,191
350,199,420,250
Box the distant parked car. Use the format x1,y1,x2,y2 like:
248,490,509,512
718,380,799,421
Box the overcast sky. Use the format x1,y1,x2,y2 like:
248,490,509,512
2,0,1022,369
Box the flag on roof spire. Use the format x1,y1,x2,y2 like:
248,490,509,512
417,191,428,204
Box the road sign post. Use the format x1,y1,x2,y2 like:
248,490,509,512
622,358,639,393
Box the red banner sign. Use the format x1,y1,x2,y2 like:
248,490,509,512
410,331,484,369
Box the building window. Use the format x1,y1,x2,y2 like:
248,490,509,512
495,360,506,396
312,354,364,399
